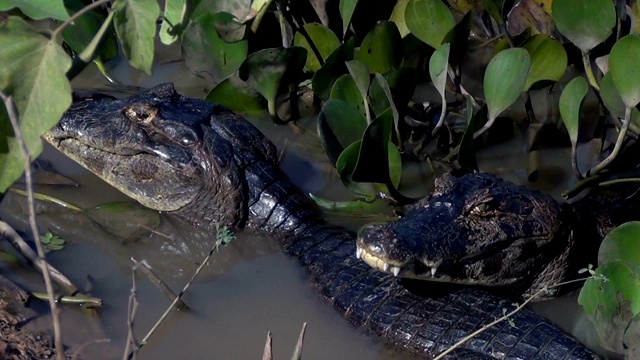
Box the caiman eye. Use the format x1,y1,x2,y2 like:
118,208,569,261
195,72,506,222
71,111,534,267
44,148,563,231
470,201,494,215
124,103,157,124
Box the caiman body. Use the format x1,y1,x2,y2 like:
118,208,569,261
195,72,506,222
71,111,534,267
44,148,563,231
44,84,599,359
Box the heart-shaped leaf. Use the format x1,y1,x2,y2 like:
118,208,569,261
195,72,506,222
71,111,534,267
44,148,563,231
559,76,588,146
523,34,567,90
610,35,640,109
354,21,403,74
293,23,340,72
552,0,615,52
405,0,455,49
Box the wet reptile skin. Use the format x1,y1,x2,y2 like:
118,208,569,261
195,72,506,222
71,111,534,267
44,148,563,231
43,84,598,359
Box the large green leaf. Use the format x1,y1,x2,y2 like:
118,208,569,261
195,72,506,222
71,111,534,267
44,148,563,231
182,13,248,84
390,0,411,38
405,0,455,49
429,43,450,124
293,23,340,72
312,39,355,100
0,0,69,21
339,0,359,36
0,17,72,193
205,73,265,114
62,0,118,61
552,0,615,52
559,76,588,146
318,99,367,164
159,0,187,45
610,35,640,109
579,259,640,319
523,34,567,90
598,221,640,266
112,0,160,74
330,74,366,118
354,21,403,74
481,48,530,135
600,72,640,125
239,47,307,118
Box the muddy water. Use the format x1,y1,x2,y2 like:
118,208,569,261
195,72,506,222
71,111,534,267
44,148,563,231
0,48,608,359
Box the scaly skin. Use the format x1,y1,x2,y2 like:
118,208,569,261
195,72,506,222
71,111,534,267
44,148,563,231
43,84,598,359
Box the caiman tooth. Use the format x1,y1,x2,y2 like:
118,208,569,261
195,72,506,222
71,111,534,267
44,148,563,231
430,267,438,277
356,248,363,259
383,262,390,272
391,266,401,277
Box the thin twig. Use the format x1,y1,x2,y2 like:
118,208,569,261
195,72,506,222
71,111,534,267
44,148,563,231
71,338,111,360
52,0,113,38
433,277,591,360
130,257,189,310
1,92,64,359
123,260,143,360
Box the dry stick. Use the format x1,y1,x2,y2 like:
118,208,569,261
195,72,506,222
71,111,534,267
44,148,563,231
130,257,189,310
0,220,79,294
1,93,64,360
123,261,143,360
432,277,591,360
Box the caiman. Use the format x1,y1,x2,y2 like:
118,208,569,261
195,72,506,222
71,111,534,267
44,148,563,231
43,83,599,359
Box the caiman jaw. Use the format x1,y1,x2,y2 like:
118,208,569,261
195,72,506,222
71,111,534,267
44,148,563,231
356,244,442,279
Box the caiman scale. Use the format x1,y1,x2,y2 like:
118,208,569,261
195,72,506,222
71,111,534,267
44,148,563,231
44,84,600,359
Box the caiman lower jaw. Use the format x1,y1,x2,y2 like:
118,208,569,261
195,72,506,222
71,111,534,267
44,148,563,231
356,246,442,279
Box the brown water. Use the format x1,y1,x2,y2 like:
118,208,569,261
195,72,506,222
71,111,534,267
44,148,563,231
0,46,609,359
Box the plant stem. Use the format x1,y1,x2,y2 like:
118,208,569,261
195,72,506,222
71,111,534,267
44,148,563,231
582,51,600,91
0,93,64,360
433,277,590,360
589,106,631,175
52,0,113,38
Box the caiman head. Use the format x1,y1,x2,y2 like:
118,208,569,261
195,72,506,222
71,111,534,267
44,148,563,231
43,83,278,227
356,173,571,291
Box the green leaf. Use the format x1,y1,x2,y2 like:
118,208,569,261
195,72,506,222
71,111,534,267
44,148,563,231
62,0,118,61
239,47,307,118
609,35,640,109
191,0,253,21
159,0,187,45
600,72,640,125
370,74,400,145
330,74,366,117
318,99,367,164
552,0,616,52
405,0,455,49
206,73,265,114
352,109,394,184
579,259,640,318
559,76,588,146
390,0,411,38
209,11,247,43
522,34,567,90
309,193,390,213
112,0,160,74
0,17,72,193
293,23,340,72
598,221,640,266
182,13,248,83
484,48,531,124
429,43,450,102
339,0,359,36
0,0,69,21
344,60,370,100
354,21,403,74
336,140,376,200
311,39,355,100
